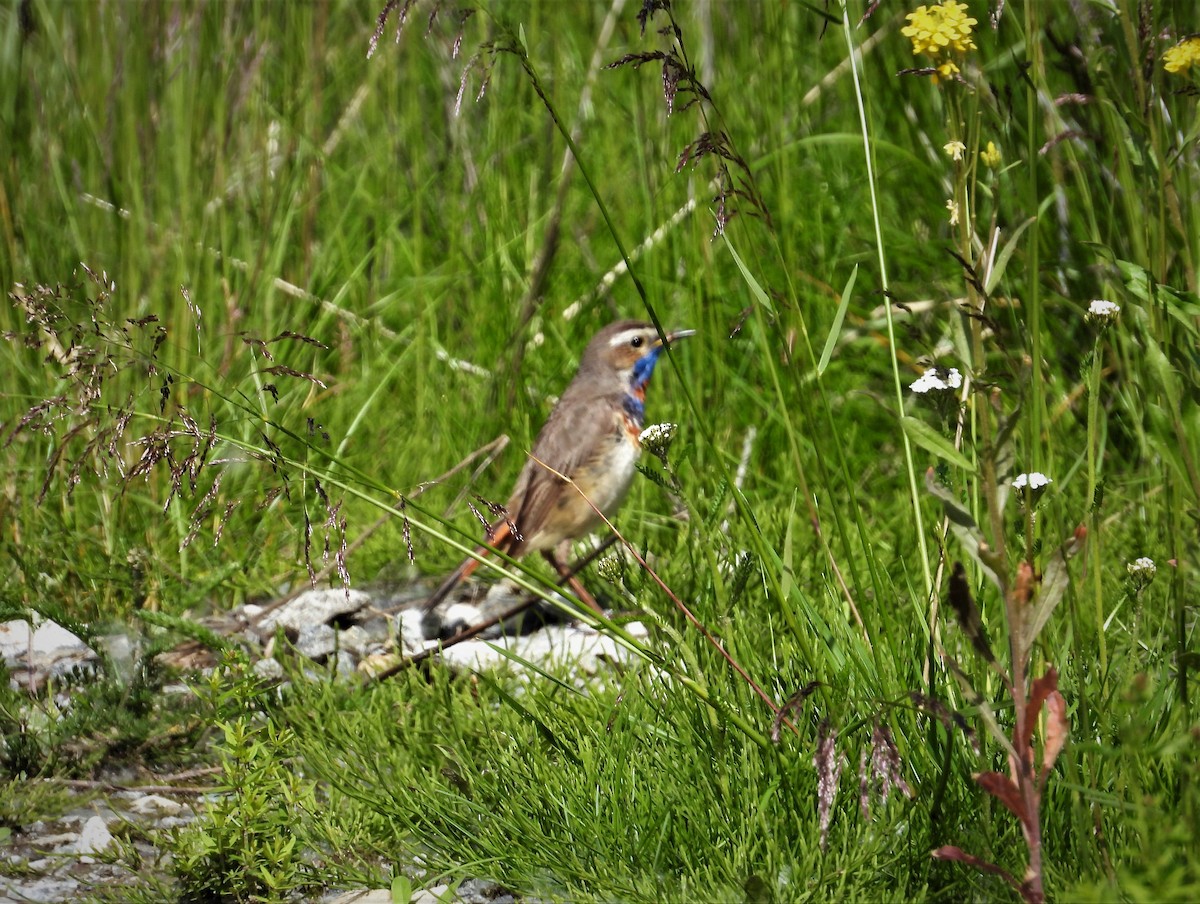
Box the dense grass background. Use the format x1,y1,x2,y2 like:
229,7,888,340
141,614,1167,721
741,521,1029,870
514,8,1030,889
2,0,1198,901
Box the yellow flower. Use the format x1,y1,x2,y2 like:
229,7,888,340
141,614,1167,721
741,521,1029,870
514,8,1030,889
980,140,1002,168
936,60,961,80
943,140,966,161
902,2,978,57
1163,36,1200,75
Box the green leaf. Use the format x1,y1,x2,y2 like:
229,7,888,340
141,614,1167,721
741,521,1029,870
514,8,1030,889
1144,332,1183,413
985,217,1035,296
722,233,776,316
1020,526,1085,650
1117,258,1153,302
818,264,856,376
391,873,413,903
902,415,976,473
781,494,796,605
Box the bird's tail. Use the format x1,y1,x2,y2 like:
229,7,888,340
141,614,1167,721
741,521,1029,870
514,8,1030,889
421,521,514,611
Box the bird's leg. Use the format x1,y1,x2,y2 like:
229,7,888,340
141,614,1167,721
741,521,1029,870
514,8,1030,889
542,545,604,615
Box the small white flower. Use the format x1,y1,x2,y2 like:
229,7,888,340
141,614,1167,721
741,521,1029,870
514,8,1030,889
1126,556,1157,588
1012,472,1052,491
910,367,963,394
946,199,960,226
640,422,678,463
944,140,966,162
1087,299,1121,325
910,372,939,394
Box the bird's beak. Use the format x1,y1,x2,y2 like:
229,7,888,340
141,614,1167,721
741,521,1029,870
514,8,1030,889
660,328,696,347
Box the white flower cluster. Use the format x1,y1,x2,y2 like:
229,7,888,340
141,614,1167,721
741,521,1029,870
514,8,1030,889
1088,299,1121,319
1012,472,1052,491
1126,556,1156,587
596,554,625,585
910,367,963,394
640,422,678,462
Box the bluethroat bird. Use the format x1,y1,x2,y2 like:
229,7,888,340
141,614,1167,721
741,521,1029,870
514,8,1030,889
424,320,693,613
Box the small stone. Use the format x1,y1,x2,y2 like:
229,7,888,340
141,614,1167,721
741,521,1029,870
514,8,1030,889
253,658,284,681
358,652,403,678
337,625,372,656
295,623,337,661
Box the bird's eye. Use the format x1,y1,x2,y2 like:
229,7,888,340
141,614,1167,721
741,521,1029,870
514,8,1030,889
630,336,644,348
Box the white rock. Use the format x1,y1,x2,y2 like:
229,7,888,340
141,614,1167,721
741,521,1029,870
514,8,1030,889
411,885,453,904
326,890,396,904
128,794,182,818
0,619,32,663
31,621,92,662
439,639,506,670
76,815,114,858
257,589,371,634
397,609,427,652
0,618,96,671
437,623,639,676
40,832,81,847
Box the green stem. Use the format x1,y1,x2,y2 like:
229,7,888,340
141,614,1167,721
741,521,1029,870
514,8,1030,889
1024,1,1045,481
1086,337,1107,672
841,2,933,613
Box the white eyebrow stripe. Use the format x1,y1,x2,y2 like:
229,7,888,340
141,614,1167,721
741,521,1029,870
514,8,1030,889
608,329,645,347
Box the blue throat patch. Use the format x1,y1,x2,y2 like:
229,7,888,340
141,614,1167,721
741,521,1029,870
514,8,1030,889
623,393,645,426
630,346,663,393
623,347,663,428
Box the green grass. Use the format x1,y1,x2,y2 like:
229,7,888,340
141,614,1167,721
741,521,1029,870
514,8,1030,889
2,0,1199,901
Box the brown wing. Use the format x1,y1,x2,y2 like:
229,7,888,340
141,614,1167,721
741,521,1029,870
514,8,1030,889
502,387,621,557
